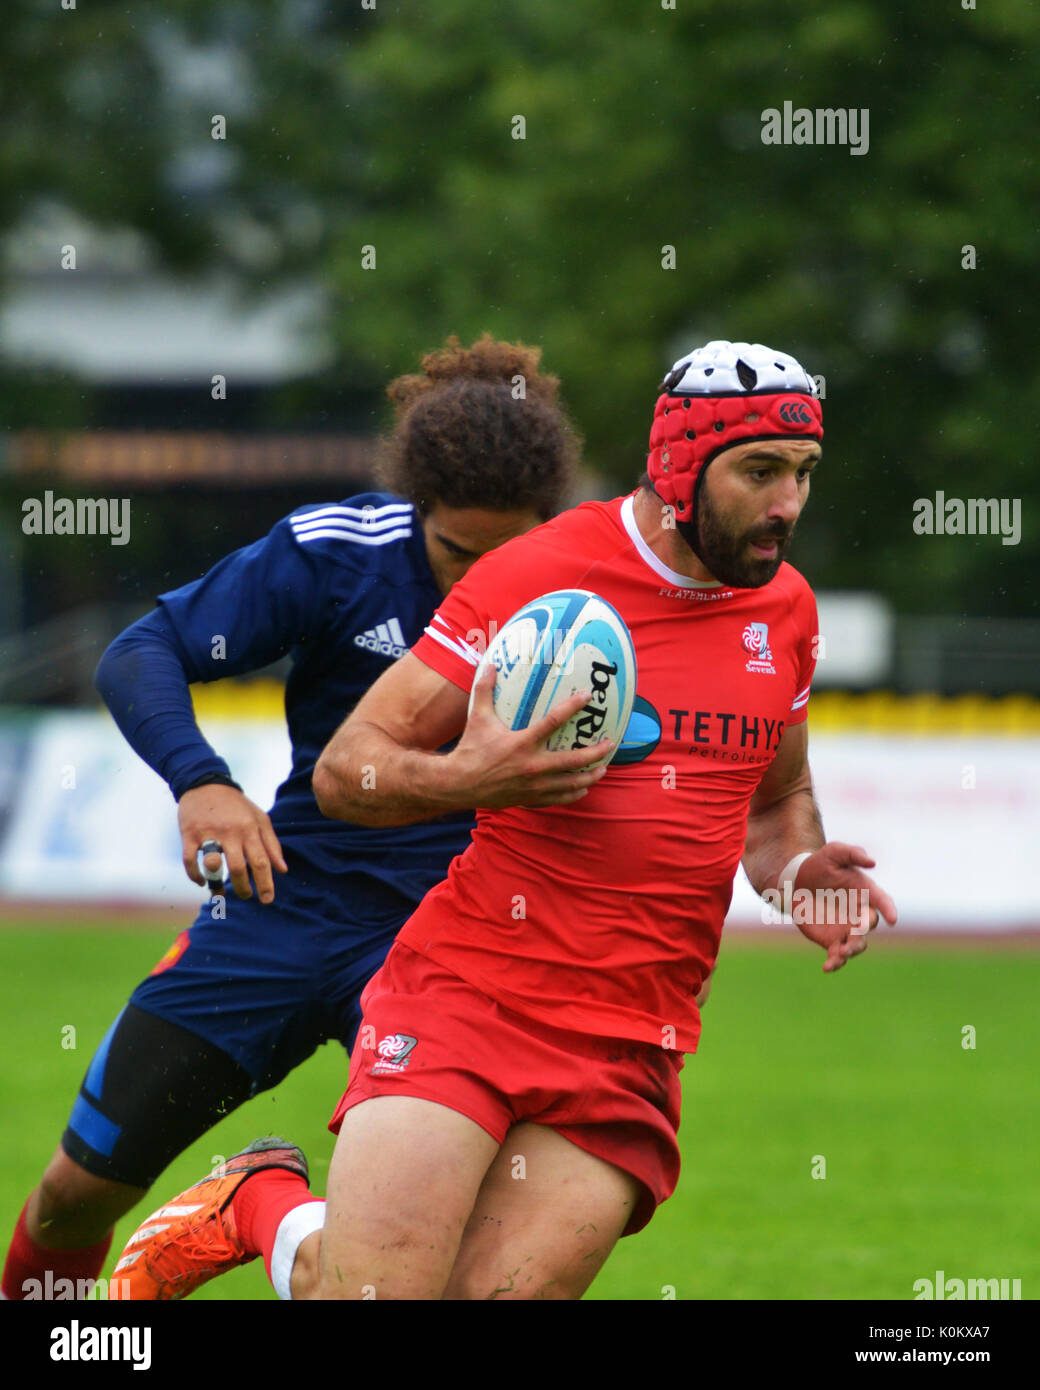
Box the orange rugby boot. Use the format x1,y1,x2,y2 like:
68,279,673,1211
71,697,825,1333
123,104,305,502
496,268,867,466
108,1137,308,1300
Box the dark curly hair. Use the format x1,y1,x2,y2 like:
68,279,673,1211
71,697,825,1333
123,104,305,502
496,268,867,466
376,334,579,519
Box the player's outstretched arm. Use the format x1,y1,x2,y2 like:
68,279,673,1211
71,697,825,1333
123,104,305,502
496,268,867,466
742,722,897,972
313,656,612,827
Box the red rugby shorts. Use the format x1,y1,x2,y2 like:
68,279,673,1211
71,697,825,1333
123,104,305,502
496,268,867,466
329,942,683,1235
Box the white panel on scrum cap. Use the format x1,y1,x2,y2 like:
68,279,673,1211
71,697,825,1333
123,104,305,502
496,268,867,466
664,340,818,397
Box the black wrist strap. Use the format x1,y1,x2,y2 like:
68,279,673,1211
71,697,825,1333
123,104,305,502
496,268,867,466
177,772,243,800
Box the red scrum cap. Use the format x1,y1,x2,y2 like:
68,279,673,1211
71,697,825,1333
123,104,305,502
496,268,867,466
647,340,823,521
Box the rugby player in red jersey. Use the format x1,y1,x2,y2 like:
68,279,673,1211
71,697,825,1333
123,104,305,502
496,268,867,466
111,340,896,1301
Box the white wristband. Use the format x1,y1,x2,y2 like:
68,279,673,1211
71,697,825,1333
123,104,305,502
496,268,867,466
778,851,814,917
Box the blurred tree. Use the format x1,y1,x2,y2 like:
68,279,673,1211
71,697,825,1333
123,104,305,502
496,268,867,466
0,0,1035,617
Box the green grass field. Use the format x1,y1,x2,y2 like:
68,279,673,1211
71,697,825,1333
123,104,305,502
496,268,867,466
2,921,1037,1301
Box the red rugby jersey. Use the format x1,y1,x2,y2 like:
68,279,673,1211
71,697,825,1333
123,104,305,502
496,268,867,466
400,494,818,1053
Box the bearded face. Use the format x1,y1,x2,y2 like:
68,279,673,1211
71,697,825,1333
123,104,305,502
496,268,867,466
676,472,795,589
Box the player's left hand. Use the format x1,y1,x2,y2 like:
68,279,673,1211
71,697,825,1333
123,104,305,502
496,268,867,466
178,782,287,903
786,842,897,974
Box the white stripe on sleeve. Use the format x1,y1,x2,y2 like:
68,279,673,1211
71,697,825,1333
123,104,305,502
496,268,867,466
422,624,481,667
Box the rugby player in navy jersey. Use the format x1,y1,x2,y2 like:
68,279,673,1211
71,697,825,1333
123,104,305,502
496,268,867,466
1,335,580,1301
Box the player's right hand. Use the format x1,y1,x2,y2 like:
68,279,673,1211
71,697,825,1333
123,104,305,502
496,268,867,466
444,666,613,809
178,783,288,903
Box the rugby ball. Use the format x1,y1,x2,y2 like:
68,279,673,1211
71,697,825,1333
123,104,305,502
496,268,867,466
468,590,637,766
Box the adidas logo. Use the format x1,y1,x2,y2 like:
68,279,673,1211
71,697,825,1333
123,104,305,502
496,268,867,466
354,616,408,659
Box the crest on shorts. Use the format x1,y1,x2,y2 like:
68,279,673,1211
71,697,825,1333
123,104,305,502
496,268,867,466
371,1032,418,1076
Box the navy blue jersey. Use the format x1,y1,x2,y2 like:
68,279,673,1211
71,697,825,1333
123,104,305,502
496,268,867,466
156,493,476,910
